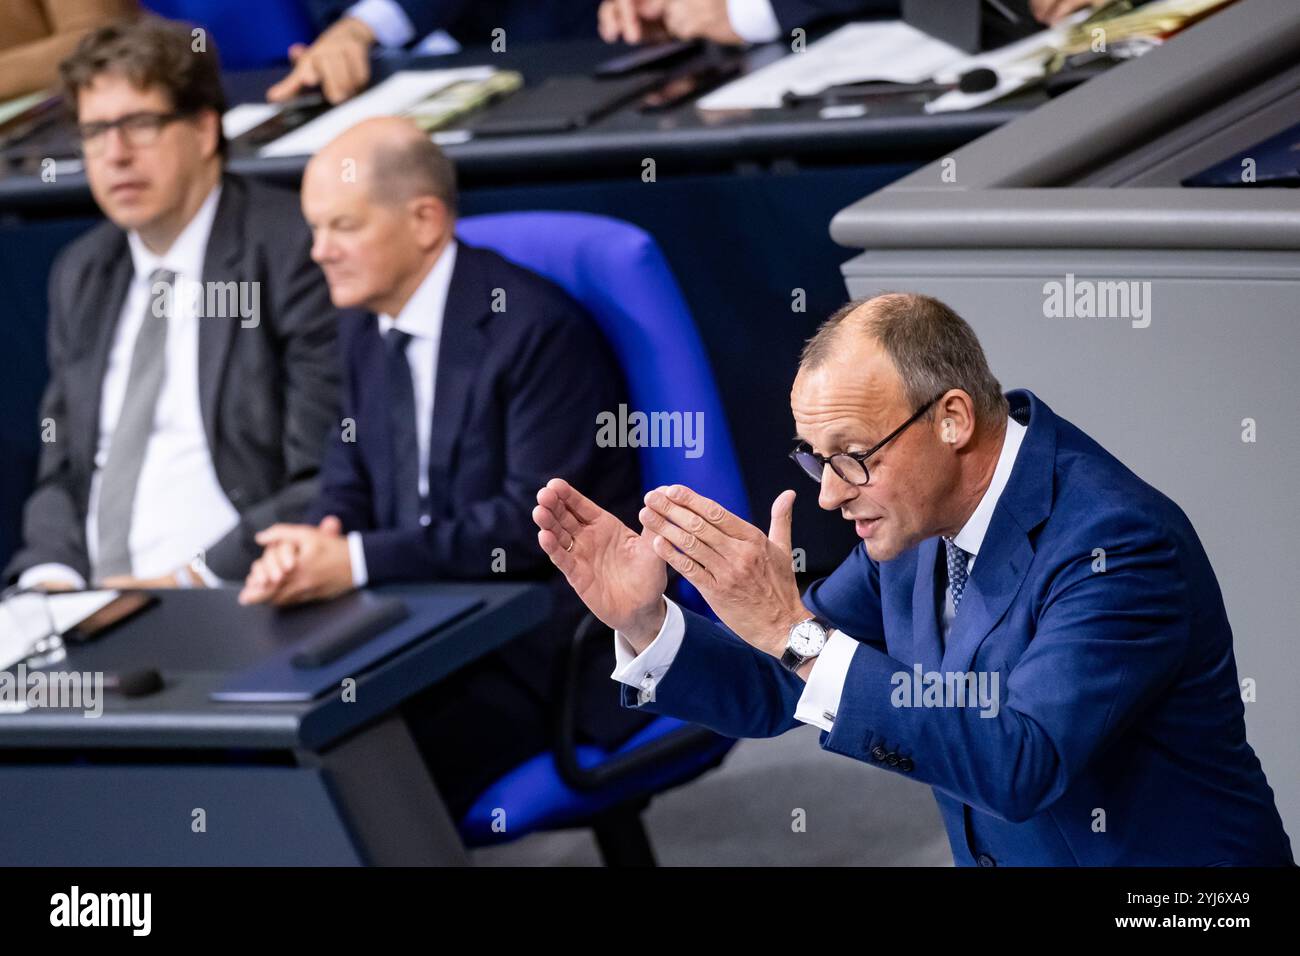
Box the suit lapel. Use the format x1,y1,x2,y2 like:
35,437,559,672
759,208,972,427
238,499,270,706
197,175,245,454
354,316,398,526
83,246,135,464
425,245,491,516
942,390,1057,675
942,511,1036,674
911,538,944,673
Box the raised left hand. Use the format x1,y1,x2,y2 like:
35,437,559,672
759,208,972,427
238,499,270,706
639,484,809,656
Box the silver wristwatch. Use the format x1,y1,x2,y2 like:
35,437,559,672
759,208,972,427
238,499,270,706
780,615,832,672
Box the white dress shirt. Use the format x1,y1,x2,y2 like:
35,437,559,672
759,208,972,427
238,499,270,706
346,241,457,587
727,0,782,43
345,0,461,54
611,414,1028,731
349,0,781,49
20,184,240,590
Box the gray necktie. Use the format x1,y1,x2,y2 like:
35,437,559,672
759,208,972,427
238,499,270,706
94,268,175,579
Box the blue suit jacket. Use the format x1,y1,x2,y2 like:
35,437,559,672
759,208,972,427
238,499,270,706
305,0,895,47
626,389,1294,866
305,0,601,46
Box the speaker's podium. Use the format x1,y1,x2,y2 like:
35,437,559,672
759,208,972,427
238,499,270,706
0,583,549,865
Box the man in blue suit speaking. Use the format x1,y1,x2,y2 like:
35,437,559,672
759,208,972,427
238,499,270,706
532,292,1293,866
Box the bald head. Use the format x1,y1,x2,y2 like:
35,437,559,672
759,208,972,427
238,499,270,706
306,116,457,213
790,293,1010,561
301,117,458,317
799,293,1008,427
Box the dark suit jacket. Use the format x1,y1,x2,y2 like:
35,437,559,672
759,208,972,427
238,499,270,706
624,389,1294,865
307,240,644,743
5,173,341,584
306,0,601,47
768,0,897,34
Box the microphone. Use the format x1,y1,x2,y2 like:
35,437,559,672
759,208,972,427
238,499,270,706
103,668,164,698
783,68,1000,106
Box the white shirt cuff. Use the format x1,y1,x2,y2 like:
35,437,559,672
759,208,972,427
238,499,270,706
346,0,415,47
611,596,682,705
187,556,222,588
793,630,858,732
727,0,782,43
347,531,369,588
17,563,87,592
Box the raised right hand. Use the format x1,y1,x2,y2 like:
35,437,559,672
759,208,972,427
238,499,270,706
267,16,376,105
534,478,668,649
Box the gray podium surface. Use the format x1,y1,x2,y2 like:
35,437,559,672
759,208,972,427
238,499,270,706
829,0,1300,842
0,582,549,865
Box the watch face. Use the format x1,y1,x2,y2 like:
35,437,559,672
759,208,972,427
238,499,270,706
789,620,828,657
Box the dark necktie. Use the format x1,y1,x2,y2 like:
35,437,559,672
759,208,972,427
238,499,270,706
94,268,175,579
943,536,971,614
383,328,422,528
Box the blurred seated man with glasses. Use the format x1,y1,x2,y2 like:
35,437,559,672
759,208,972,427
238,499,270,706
3,15,340,593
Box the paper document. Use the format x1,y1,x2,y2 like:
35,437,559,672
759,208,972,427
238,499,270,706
46,590,121,636
0,90,52,128
925,9,1089,114
223,102,283,140
698,21,967,111
0,589,121,671
260,68,496,157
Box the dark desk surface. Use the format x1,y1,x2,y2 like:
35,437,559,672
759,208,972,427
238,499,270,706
0,35,1038,210
0,581,549,753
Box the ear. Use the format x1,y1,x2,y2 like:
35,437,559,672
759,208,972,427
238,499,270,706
194,108,221,161
407,195,451,251
934,389,976,449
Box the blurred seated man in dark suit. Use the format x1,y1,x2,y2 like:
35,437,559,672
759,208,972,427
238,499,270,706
597,0,897,46
238,117,648,819
596,0,1101,46
4,16,339,593
269,0,603,103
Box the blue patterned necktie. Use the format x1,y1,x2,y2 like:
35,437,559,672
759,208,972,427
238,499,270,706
943,537,971,613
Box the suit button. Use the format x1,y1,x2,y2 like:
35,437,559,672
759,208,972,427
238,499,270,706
885,753,900,767
898,757,914,772
229,488,244,503
870,746,887,762
977,853,996,867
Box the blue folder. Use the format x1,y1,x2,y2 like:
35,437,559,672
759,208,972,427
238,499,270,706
211,593,484,703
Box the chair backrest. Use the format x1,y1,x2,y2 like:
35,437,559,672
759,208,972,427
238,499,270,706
457,212,750,612
142,1,313,69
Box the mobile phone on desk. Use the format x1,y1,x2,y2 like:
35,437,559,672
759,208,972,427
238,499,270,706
594,40,699,77
62,591,158,644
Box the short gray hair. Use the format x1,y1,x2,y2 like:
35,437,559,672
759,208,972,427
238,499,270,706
370,136,458,214
800,292,1009,425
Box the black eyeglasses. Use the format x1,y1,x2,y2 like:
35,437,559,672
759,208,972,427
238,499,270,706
789,394,944,486
77,110,191,156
